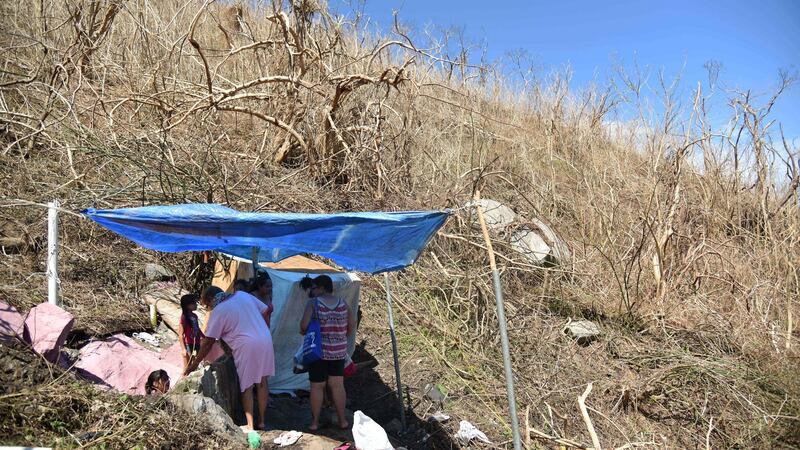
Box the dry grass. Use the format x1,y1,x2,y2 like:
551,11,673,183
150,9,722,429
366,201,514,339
1,0,798,448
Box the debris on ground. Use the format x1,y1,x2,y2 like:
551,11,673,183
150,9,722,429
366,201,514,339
454,420,491,445
423,383,447,405
428,412,450,423
353,410,394,450
564,319,601,346
273,430,303,446
169,393,244,442
132,331,160,347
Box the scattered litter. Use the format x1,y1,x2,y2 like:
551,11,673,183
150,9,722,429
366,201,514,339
133,331,160,347
454,420,491,444
352,410,394,450
423,383,447,404
247,430,260,448
428,412,450,423
273,430,303,447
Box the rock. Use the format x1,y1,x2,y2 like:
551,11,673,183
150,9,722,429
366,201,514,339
200,354,245,424
0,300,28,344
169,393,244,442
172,365,204,394
24,303,74,363
467,199,516,230
510,227,552,264
530,218,572,264
144,263,174,282
564,320,601,346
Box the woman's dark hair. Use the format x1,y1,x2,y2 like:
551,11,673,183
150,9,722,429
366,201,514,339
313,275,334,293
203,285,224,303
180,294,198,312
250,273,271,291
233,279,249,291
179,294,198,332
145,369,169,395
299,276,314,291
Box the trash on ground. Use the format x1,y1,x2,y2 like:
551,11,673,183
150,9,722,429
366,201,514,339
428,412,450,423
133,331,160,347
247,430,261,449
454,420,491,444
423,383,447,404
352,410,394,450
273,430,303,447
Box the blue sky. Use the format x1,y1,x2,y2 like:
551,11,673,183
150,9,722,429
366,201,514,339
332,0,799,140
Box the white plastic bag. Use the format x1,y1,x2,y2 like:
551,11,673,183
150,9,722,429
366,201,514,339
352,410,394,450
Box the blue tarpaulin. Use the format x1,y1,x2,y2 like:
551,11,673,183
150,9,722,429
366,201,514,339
82,204,449,273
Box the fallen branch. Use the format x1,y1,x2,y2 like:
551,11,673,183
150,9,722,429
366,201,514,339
578,382,603,450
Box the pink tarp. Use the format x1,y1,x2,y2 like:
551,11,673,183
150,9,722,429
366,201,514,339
25,302,74,363
0,300,27,344
75,334,182,395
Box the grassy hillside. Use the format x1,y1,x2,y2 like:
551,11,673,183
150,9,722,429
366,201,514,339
1,0,798,448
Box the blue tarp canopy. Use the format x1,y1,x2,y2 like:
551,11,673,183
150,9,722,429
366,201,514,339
82,204,449,274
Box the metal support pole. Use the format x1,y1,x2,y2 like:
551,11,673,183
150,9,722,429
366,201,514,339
47,200,59,306
384,272,407,431
251,246,260,275
474,191,522,450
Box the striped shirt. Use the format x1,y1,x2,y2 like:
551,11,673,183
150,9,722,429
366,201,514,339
316,298,348,360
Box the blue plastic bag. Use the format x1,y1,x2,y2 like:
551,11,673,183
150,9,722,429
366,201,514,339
301,319,322,365
301,300,323,365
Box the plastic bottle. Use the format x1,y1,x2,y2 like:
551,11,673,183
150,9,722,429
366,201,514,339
247,431,261,448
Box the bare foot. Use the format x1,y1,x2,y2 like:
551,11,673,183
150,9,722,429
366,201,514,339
339,421,349,430
309,423,319,432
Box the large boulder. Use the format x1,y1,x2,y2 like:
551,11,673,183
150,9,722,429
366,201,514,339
465,198,572,267
144,263,174,282
564,320,601,346
200,354,245,424
467,199,517,230
510,227,552,264
24,302,74,363
169,393,244,442
0,300,27,344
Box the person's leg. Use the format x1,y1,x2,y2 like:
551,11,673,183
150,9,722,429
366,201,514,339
307,359,327,431
241,384,255,430
327,376,348,428
256,376,268,429
309,381,326,431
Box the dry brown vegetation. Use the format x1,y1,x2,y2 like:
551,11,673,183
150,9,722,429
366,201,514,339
1,0,798,448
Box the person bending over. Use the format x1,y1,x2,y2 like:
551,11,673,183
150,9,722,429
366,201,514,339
184,286,275,431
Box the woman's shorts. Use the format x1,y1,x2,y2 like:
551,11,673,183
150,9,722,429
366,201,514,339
308,359,345,383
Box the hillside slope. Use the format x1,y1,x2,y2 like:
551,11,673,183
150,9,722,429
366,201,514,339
1,1,798,448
